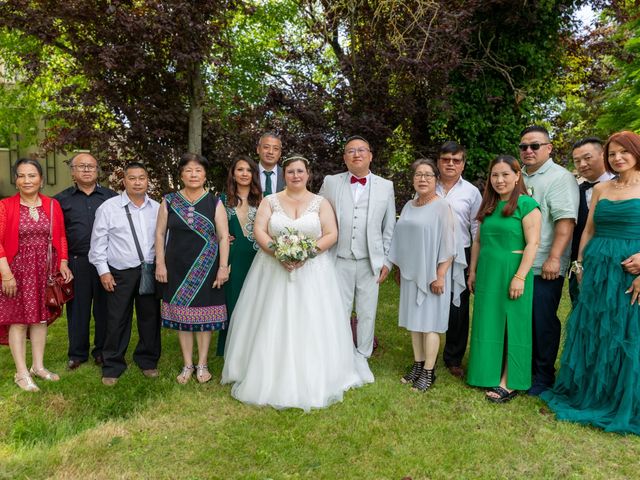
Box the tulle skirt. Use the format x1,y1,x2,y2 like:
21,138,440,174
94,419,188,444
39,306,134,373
541,232,640,435
221,251,373,411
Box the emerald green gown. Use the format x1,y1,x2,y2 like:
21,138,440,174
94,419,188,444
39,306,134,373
216,194,259,356
541,199,640,435
467,195,539,390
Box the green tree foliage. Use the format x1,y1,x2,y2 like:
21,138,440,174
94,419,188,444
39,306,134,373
596,5,640,133
0,0,582,198
0,0,236,191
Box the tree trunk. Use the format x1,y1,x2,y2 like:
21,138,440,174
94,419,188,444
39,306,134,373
188,61,204,155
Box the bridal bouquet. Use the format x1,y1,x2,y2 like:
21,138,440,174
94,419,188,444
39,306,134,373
269,227,318,280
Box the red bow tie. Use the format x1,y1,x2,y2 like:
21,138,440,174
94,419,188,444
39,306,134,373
350,176,367,185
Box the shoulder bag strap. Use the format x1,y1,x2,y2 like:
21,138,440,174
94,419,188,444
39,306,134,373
124,204,145,265
47,200,54,277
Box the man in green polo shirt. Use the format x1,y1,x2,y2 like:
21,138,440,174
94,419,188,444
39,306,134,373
519,125,579,396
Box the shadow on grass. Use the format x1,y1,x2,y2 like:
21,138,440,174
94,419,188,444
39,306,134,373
0,320,211,448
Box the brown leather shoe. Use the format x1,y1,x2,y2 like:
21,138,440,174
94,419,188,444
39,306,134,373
94,355,104,367
447,365,465,379
67,359,83,371
102,377,118,386
142,369,159,378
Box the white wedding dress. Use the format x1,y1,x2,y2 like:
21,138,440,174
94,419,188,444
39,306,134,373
221,194,373,411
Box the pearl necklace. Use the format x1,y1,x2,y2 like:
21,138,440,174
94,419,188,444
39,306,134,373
20,197,41,222
613,176,640,190
414,193,437,207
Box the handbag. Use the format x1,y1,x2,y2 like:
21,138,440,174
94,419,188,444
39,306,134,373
44,201,74,319
124,205,156,295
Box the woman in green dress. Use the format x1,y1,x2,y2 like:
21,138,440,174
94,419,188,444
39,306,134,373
541,131,640,435
216,156,262,356
467,155,541,402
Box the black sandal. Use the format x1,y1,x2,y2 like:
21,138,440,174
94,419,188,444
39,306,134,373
412,368,436,392
486,386,518,403
401,361,425,384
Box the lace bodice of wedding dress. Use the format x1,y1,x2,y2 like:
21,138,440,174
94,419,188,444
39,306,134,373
267,194,323,239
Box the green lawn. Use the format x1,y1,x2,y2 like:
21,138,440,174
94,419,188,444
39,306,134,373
0,280,638,479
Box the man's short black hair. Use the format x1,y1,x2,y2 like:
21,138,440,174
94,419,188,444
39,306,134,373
520,125,551,141
345,135,371,150
439,141,466,161
124,162,148,174
572,137,603,150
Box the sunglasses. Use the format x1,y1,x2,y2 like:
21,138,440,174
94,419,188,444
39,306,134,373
518,142,550,151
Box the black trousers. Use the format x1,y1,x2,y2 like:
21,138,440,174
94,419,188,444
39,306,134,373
66,255,108,362
531,275,565,388
102,266,161,378
443,247,471,367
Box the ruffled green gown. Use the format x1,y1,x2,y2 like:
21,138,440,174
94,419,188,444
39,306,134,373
541,199,640,435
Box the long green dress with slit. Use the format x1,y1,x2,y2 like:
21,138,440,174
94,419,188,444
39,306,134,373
541,199,640,435
216,193,259,356
467,195,539,391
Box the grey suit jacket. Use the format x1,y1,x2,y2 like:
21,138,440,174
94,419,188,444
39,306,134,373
319,172,396,275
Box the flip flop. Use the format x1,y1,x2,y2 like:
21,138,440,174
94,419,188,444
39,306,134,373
486,386,518,403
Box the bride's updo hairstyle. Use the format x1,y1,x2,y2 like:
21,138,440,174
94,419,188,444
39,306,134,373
282,154,312,184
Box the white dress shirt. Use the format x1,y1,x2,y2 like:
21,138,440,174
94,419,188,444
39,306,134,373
259,163,278,193
582,171,615,207
436,177,482,248
350,173,371,203
89,192,160,276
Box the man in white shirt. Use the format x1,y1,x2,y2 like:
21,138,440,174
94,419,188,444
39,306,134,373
89,162,161,385
570,137,615,305
436,141,481,379
257,132,284,195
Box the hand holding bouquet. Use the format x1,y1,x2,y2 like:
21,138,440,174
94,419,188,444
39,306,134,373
269,227,318,279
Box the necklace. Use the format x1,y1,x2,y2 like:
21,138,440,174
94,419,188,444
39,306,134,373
414,193,437,207
20,197,41,222
182,188,205,203
613,176,640,190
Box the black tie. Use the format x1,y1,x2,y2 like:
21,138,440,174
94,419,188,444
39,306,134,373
264,171,274,196
572,181,599,261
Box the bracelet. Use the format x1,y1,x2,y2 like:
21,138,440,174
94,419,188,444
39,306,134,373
513,273,526,281
570,260,583,275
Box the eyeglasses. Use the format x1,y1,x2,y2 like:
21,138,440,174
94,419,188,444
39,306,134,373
72,164,98,171
439,157,463,165
518,142,550,152
345,148,370,156
414,172,436,179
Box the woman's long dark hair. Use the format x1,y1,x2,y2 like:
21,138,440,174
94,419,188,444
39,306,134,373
477,155,528,222
225,155,262,208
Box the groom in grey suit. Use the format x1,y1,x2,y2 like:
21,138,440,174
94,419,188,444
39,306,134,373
257,132,285,195
319,136,396,358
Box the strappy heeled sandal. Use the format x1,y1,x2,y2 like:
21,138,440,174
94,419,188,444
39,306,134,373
29,366,60,382
176,365,194,384
15,372,40,392
195,365,212,384
401,361,425,384
412,368,436,392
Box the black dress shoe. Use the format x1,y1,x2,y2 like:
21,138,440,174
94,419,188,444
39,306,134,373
94,355,104,367
67,359,83,371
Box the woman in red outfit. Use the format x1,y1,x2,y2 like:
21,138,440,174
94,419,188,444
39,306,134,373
0,159,73,392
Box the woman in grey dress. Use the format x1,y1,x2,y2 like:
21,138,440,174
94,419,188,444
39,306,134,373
389,159,465,392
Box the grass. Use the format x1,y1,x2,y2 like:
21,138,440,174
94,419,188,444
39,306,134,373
0,280,638,479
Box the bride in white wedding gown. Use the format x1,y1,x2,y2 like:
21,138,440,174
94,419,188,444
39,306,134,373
221,156,373,411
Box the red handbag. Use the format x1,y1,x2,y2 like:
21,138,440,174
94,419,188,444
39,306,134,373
44,201,74,320
45,272,74,308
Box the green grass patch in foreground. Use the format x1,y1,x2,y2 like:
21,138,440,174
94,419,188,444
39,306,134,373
0,280,638,479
